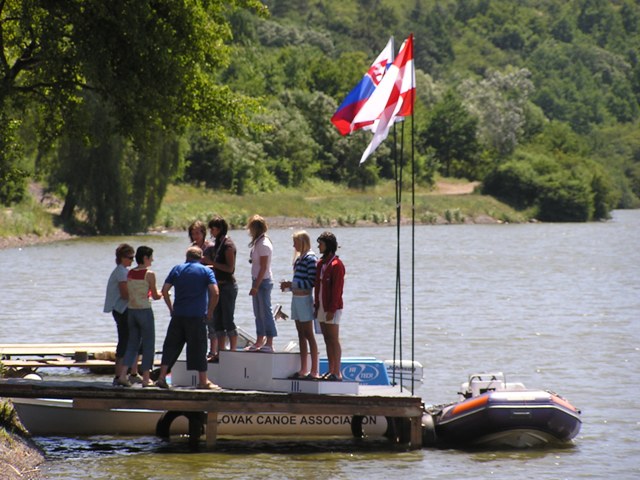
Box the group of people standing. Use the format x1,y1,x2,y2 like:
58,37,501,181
102,213,345,390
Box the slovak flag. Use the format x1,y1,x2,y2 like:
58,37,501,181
353,34,415,164
330,37,394,136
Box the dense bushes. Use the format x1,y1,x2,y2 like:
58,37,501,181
482,152,616,221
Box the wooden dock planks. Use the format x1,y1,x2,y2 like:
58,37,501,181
0,343,117,356
0,342,160,372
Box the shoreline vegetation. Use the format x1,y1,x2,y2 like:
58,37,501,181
0,401,45,479
0,179,528,250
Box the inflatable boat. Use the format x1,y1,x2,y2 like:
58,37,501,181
422,373,582,448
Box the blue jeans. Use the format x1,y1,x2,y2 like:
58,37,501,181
123,308,155,371
252,278,277,337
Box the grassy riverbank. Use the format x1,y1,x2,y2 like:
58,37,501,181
1,179,527,247
157,179,527,230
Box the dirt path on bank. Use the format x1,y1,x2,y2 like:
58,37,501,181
433,180,479,195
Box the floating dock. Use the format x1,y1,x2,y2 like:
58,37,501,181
1,343,426,450
0,379,425,450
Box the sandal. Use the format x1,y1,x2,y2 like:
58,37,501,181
288,372,304,379
155,378,170,389
196,381,221,391
114,377,131,387
207,353,219,363
305,374,321,380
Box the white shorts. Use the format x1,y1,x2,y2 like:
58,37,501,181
317,304,342,325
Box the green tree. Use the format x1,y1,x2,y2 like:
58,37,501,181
50,94,184,233
0,111,26,204
0,0,266,217
460,68,535,159
419,90,479,178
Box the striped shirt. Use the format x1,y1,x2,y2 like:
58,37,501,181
292,250,318,290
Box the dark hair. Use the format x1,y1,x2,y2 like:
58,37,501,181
208,215,228,237
115,243,134,265
317,231,338,254
188,220,207,242
135,245,154,265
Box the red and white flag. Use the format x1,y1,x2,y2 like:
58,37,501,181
353,34,415,164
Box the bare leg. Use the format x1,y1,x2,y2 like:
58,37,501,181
295,320,308,375
141,369,152,386
320,323,332,374
130,354,141,376
323,324,341,378
157,365,169,382
300,321,318,376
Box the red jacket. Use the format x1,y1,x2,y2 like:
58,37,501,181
314,255,345,314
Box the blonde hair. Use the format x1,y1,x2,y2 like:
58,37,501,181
293,230,311,252
291,230,311,264
247,214,268,247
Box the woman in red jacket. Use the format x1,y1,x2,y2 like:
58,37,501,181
314,231,345,381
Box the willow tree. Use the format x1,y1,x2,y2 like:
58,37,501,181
0,0,266,231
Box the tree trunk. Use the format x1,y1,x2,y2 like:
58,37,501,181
60,190,77,222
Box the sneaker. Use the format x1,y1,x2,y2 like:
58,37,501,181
155,377,170,389
128,373,143,384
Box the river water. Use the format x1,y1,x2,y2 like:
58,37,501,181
1,210,638,479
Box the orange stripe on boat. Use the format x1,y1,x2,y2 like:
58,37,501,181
551,394,578,412
452,395,489,415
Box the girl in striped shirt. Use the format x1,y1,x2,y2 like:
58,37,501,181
281,231,319,379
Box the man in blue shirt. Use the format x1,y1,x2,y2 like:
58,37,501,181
156,246,220,390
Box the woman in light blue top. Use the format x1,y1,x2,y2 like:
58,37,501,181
103,243,138,385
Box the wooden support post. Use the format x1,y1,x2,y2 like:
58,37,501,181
205,411,218,449
409,416,423,450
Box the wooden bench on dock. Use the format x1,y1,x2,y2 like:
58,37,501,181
0,378,425,450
